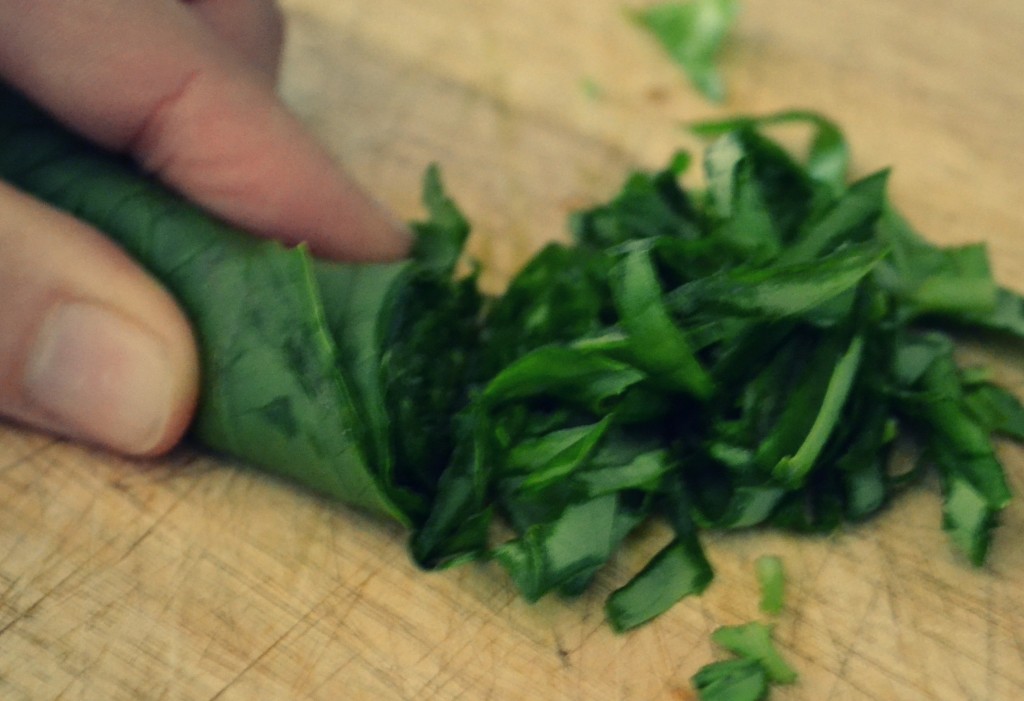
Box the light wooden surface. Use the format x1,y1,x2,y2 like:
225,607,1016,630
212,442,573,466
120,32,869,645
3,1,1024,699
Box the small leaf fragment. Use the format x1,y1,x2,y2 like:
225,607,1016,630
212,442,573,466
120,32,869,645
605,532,714,632
711,622,798,684
692,658,768,701
755,555,785,615
631,0,741,102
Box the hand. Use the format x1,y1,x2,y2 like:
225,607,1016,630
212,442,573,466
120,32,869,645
0,0,411,456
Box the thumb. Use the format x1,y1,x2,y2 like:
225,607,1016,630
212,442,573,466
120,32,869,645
0,183,198,456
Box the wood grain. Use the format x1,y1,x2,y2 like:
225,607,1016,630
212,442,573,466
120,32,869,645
2,1,1024,699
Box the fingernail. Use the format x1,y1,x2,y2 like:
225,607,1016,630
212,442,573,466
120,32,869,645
24,302,174,455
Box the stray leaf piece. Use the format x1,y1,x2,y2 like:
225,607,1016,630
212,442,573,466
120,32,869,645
631,0,741,102
605,532,714,632
692,658,768,701
711,622,798,684
755,555,785,615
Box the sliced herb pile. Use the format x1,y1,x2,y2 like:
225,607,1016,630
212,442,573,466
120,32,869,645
2,84,1023,632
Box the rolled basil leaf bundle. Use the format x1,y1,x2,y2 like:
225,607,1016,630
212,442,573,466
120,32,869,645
0,85,480,526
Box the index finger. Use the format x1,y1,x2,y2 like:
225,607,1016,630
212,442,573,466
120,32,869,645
0,0,409,261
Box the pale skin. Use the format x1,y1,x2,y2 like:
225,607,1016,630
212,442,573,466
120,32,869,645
0,0,410,456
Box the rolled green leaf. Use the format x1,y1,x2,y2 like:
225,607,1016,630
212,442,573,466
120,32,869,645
0,85,478,524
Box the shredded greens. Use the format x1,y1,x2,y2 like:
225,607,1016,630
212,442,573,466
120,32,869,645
2,85,1023,633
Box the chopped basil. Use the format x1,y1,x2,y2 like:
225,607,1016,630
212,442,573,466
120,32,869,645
4,82,1021,633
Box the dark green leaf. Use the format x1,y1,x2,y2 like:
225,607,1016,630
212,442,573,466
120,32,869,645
778,170,889,265
494,495,619,602
611,248,715,399
482,346,646,411
570,163,702,249
876,206,998,321
774,335,864,486
508,417,613,490
605,531,714,632
957,288,1024,338
668,241,886,321
576,448,674,496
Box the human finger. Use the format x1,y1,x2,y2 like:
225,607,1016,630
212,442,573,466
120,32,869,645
0,0,409,261
0,182,199,455
181,0,285,80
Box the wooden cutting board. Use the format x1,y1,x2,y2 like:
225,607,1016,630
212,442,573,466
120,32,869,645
2,1,1023,698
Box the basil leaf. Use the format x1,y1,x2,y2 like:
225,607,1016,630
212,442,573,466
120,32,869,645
605,531,714,632
482,345,646,411
668,241,886,320
611,248,715,399
494,494,619,602
942,475,999,567
876,206,999,320
774,334,864,487
0,87,412,519
508,417,613,490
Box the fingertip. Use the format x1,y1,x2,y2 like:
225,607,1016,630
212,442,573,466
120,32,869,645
25,301,199,457
313,176,415,262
